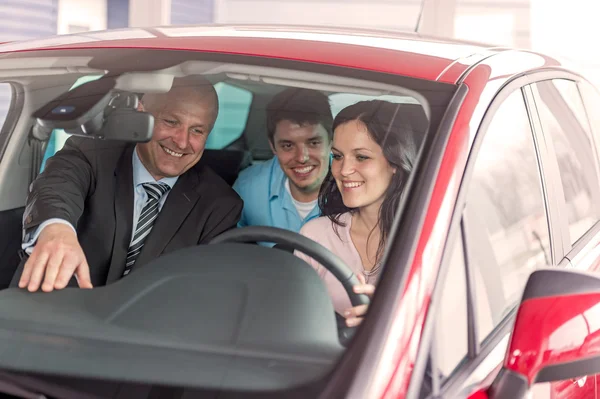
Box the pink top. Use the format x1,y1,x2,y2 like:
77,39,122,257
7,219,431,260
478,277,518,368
296,212,381,314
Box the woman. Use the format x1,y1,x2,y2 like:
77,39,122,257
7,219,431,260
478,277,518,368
296,100,423,327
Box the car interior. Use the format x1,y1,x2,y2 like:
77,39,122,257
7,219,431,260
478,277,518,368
0,50,433,289
0,48,459,396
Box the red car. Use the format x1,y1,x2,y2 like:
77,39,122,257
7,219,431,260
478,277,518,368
0,25,599,399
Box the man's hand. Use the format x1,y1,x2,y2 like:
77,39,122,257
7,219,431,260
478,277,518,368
19,223,92,292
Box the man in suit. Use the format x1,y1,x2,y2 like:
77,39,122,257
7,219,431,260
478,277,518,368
14,76,242,292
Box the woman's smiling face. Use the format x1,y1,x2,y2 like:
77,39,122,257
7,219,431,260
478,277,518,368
331,119,396,211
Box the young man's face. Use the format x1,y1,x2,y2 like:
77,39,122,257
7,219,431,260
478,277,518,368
270,120,331,201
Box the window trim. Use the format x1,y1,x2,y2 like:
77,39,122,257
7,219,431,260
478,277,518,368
522,84,566,264
462,215,480,359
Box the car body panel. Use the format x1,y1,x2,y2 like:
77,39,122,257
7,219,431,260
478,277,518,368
0,25,499,84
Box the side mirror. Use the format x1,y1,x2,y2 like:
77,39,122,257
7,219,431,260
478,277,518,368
490,268,600,398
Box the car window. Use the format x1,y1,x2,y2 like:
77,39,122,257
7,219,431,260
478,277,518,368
531,79,600,246
464,89,550,343
40,81,253,171
207,82,252,149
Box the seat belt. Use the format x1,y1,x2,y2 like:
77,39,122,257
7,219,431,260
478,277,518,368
28,124,52,182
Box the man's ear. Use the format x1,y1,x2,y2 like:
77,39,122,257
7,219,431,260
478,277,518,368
136,101,145,112
269,140,276,155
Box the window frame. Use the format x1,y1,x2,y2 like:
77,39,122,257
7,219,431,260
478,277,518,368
0,83,24,161
421,72,574,398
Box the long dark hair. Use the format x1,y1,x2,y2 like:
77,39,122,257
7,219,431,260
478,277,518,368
318,100,425,265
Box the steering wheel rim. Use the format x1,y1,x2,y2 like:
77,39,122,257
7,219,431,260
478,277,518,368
210,226,370,346
210,226,370,307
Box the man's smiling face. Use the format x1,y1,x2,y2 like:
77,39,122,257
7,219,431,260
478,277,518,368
271,119,331,201
136,85,218,181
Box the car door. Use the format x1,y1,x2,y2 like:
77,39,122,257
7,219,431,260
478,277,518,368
421,84,560,398
527,77,600,399
419,72,600,398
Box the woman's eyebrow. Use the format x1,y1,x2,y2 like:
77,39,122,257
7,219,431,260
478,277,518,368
331,146,374,153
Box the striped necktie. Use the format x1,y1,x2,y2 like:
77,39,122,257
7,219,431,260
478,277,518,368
122,182,171,277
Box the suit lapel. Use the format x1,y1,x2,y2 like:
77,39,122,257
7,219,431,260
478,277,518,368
133,167,203,268
106,146,135,284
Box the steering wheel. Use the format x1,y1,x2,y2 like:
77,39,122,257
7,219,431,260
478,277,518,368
210,226,370,345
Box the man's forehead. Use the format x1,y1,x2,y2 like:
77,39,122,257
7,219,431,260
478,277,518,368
274,121,328,140
145,91,216,116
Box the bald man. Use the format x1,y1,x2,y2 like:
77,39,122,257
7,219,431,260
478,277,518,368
13,77,242,292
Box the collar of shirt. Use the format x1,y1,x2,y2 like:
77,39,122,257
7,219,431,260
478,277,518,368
268,156,287,202
132,146,178,190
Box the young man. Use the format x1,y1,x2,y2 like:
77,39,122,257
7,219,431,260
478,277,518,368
233,88,333,232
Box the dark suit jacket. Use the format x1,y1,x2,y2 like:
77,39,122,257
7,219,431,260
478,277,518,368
12,136,242,287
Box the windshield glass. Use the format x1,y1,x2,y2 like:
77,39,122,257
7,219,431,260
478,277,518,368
0,47,454,397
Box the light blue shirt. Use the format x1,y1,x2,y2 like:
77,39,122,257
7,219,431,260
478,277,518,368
232,157,320,233
23,147,178,252
130,148,178,240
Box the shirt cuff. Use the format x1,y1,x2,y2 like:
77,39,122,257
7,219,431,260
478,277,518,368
22,219,76,255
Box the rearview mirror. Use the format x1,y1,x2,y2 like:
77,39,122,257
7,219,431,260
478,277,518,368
490,268,600,398
33,76,153,142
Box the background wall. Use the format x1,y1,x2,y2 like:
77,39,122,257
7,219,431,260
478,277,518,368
57,0,107,34
0,0,58,41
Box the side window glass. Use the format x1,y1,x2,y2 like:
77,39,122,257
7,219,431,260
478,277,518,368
465,89,550,343
433,233,468,379
207,82,252,150
532,80,600,245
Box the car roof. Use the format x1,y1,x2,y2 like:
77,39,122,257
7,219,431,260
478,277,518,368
0,24,506,84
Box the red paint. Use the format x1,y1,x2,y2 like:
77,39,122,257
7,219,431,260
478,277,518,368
468,389,491,399
506,293,600,385
0,30,490,84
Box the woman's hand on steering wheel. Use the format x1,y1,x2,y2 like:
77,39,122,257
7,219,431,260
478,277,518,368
343,274,375,327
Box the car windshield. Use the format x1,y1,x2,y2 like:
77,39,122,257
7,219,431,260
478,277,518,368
0,47,456,397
